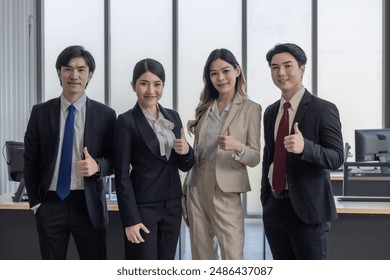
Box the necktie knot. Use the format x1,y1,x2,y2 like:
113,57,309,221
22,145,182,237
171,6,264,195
283,102,291,111
68,104,75,114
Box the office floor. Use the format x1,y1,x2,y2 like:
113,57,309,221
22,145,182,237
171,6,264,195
179,218,272,260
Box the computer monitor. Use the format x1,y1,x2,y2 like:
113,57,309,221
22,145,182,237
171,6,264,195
2,141,27,202
355,129,390,162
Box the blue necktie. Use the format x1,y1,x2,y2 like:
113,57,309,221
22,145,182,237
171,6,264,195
56,104,75,200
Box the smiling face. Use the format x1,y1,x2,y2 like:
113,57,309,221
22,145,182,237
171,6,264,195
209,58,240,98
270,52,305,99
57,57,93,102
132,71,163,113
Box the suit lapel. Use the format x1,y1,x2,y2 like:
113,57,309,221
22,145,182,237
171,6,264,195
220,94,243,135
196,94,244,148
84,97,95,148
133,103,166,160
49,98,61,144
196,105,211,150
292,90,311,134
267,101,279,149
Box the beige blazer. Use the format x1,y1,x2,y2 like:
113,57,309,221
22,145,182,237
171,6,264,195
184,94,262,193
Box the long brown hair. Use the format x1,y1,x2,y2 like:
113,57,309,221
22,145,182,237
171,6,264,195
187,48,246,135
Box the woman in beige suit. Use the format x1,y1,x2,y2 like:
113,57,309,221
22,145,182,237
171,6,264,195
182,48,262,259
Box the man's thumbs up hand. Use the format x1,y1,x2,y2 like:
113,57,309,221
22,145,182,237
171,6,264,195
78,147,100,177
83,147,91,159
284,122,304,154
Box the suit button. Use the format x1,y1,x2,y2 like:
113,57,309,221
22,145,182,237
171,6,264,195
217,152,223,157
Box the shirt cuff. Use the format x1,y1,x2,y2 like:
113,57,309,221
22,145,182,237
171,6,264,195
31,203,41,211
232,145,246,161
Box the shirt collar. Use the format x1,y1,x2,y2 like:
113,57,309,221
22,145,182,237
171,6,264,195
139,104,161,121
211,99,232,114
60,93,87,112
280,87,305,112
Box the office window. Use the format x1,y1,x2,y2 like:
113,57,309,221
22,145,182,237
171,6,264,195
177,0,242,128
318,0,382,160
176,0,242,260
110,0,172,115
43,0,105,103
247,0,312,215
247,0,312,110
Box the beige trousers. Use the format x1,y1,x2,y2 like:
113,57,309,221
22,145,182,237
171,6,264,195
187,159,244,260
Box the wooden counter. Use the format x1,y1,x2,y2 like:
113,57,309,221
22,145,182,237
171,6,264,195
0,193,119,211
330,171,343,181
0,193,30,210
334,196,390,214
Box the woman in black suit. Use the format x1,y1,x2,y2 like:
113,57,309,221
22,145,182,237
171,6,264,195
114,58,194,260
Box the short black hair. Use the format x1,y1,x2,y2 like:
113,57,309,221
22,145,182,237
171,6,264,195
55,45,96,73
266,43,307,67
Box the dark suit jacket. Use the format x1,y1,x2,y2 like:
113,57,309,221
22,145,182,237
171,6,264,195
114,103,195,228
24,97,116,229
261,90,344,224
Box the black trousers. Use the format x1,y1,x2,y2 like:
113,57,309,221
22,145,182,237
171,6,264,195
35,191,106,260
124,198,182,260
263,195,330,260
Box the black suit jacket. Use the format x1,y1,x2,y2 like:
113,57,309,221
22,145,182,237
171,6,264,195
114,103,195,228
24,97,116,229
261,90,344,224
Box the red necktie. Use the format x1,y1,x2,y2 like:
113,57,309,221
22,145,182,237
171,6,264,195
272,102,291,195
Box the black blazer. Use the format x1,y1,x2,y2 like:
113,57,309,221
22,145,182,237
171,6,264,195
261,90,344,224
24,97,117,229
114,103,194,228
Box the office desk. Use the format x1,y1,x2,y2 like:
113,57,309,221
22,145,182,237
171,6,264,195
331,170,390,197
328,196,390,260
3,194,390,260
330,171,343,195
0,194,124,260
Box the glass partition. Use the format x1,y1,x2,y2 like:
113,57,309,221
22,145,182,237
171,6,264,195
247,0,312,216
318,0,382,160
177,0,242,259
110,0,173,115
43,0,105,103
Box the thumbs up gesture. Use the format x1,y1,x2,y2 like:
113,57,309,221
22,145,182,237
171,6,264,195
218,126,244,152
284,122,304,154
78,147,100,177
173,127,190,155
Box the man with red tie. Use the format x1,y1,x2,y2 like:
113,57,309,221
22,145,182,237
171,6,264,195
261,43,344,259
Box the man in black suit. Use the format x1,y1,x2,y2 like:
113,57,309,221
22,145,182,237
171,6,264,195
24,45,116,259
261,43,344,259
